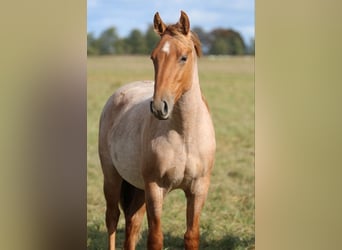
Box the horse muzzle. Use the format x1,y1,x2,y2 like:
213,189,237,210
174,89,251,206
150,99,171,120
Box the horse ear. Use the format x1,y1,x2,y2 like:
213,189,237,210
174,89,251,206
154,12,167,36
179,10,190,35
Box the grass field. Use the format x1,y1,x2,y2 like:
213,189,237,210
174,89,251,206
87,55,255,250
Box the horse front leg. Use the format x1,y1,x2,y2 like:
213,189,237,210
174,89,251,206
145,182,165,250
184,177,211,250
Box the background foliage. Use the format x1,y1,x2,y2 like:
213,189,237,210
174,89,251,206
88,26,254,56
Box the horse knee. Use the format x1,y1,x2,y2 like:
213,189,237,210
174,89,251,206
184,230,200,250
147,230,163,250
105,207,120,233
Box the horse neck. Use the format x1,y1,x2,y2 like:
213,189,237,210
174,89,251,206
171,54,203,135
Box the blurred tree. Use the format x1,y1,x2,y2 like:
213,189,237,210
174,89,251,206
114,38,131,54
145,25,160,54
208,28,246,55
97,27,119,55
247,38,255,55
87,33,99,55
192,26,210,54
87,26,249,56
126,29,148,54
210,37,229,54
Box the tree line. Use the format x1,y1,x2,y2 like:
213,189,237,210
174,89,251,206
87,25,254,56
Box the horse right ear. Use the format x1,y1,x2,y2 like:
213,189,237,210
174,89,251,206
154,12,166,36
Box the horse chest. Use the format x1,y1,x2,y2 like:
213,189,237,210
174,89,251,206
148,133,206,189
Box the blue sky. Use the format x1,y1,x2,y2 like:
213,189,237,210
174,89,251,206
87,0,254,44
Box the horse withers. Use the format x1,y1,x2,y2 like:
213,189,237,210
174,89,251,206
98,11,216,250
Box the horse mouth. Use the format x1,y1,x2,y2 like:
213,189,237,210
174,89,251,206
154,114,169,120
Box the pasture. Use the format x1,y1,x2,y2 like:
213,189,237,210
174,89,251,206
87,55,254,249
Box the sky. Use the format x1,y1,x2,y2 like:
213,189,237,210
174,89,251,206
87,0,254,44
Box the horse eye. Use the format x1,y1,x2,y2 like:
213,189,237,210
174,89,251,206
180,55,188,63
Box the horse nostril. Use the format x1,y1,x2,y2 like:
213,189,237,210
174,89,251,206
150,99,169,119
162,100,168,116
150,100,154,114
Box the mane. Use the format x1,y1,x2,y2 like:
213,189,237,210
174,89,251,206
163,23,202,57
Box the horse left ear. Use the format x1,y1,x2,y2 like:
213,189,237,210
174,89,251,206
179,10,190,35
154,12,167,36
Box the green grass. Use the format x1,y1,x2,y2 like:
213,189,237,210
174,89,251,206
87,55,255,250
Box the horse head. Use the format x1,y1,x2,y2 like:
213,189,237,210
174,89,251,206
150,11,202,120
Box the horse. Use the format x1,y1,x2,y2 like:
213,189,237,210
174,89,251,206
98,11,216,250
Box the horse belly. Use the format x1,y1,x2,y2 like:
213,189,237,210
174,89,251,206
108,81,154,190
111,140,145,189
110,108,149,190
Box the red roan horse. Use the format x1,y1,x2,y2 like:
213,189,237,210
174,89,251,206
98,11,216,250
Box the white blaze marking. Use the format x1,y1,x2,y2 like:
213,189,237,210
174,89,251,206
162,41,170,54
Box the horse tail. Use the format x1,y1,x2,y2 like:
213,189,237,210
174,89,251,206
119,180,146,215
120,180,135,212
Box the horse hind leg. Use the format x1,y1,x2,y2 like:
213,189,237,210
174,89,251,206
120,180,146,250
101,158,123,250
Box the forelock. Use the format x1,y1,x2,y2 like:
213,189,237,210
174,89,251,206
161,24,202,57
